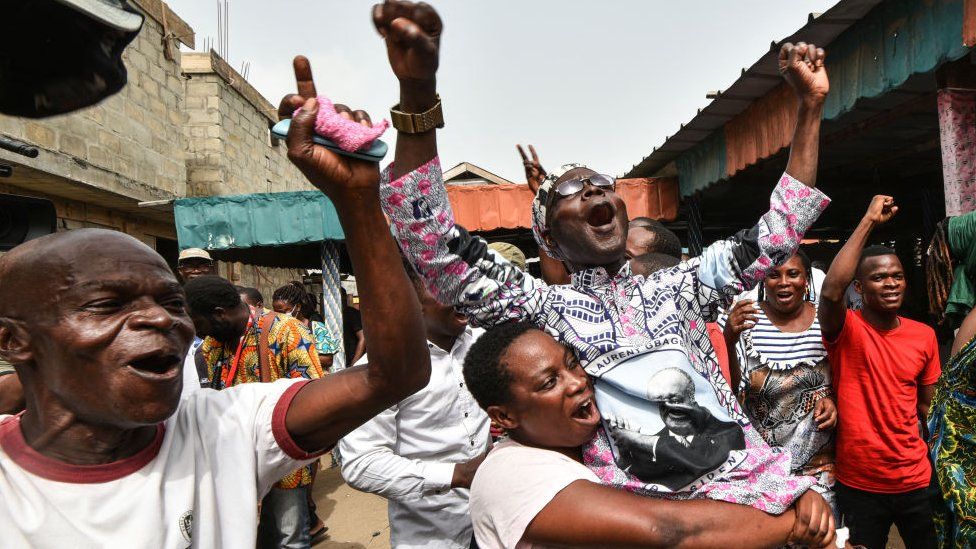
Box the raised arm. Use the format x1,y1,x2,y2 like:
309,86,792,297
818,195,897,341
518,144,570,285
277,57,430,452
374,1,547,327
524,480,835,549
686,43,831,321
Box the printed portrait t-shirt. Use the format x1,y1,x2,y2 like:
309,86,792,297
470,439,600,549
0,378,322,548
825,309,941,493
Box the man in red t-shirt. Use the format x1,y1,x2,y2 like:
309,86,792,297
819,195,940,549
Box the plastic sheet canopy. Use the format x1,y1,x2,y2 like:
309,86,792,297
174,191,344,251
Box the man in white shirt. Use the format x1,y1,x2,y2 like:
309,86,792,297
0,88,431,548
340,260,491,549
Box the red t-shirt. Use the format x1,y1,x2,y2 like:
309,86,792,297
825,309,941,493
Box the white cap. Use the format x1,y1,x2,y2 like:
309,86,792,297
178,248,212,262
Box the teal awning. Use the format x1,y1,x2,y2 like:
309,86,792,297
174,191,344,268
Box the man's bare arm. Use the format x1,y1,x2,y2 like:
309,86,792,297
372,0,442,180
278,57,430,452
818,196,897,341
779,42,827,186
518,144,570,285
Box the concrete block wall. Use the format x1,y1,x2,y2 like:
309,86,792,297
183,52,312,197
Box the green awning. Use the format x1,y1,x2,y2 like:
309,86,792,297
174,191,345,268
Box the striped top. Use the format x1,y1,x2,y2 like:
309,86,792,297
720,305,827,371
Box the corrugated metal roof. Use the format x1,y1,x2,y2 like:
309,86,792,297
623,0,884,178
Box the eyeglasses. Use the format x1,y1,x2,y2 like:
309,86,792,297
179,260,213,272
554,174,615,197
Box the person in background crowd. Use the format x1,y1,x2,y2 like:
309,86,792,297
488,242,526,271
271,281,337,542
629,251,679,277
927,209,976,331
377,0,832,516
463,322,836,548
627,217,683,260
722,250,837,513
179,254,215,394
340,258,491,549
819,195,940,548
929,304,976,548
273,281,340,371
238,286,266,309
341,287,367,367
186,275,326,549
517,144,571,285
176,247,216,283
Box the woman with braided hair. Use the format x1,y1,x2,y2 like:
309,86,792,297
272,281,339,371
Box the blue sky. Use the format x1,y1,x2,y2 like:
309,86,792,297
167,0,837,181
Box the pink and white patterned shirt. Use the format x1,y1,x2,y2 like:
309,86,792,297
382,156,830,514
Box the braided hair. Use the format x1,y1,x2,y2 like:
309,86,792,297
272,281,319,322
926,218,955,324
758,249,812,303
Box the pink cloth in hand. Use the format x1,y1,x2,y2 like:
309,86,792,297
295,95,390,152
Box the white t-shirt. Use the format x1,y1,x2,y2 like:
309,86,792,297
469,440,599,549
0,378,321,548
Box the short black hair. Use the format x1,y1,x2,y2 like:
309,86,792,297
632,252,680,275
463,321,537,410
628,217,682,258
184,275,241,319
856,245,898,278
238,286,263,305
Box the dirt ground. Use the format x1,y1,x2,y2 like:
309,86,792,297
312,455,391,549
310,455,906,549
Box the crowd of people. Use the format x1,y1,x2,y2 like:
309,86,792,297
0,1,973,548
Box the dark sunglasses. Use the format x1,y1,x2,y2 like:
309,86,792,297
554,174,616,197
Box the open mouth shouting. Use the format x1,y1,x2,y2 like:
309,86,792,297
125,351,182,382
570,392,601,426
586,202,616,229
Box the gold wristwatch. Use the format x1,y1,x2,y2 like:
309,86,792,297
390,95,444,134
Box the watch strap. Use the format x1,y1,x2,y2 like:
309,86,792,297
390,95,444,134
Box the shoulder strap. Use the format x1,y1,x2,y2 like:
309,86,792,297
193,344,211,389
256,312,276,383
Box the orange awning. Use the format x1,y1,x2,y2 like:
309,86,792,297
446,178,679,232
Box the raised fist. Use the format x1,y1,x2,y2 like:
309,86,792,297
779,42,829,101
373,0,442,84
280,56,380,200
863,195,898,225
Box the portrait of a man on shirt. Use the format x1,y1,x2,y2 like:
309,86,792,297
601,353,745,491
